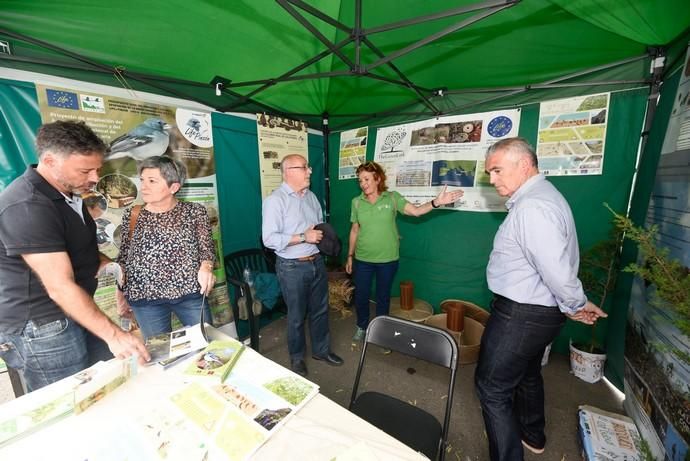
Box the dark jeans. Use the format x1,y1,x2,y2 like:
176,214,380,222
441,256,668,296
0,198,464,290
275,255,331,361
352,259,399,330
474,295,566,461
0,317,111,392
131,294,212,340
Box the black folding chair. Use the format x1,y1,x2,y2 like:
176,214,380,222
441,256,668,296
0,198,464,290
348,315,459,460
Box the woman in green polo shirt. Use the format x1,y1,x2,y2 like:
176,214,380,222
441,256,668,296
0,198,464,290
345,161,463,341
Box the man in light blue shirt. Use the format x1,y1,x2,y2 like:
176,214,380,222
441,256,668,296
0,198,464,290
262,154,343,377
475,137,606,460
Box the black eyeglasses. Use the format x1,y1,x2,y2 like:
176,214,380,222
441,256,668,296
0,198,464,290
287,165,312,172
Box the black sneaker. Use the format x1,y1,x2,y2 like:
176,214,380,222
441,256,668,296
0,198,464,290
291,359,308,377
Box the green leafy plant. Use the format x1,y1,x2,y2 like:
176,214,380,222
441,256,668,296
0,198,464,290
578,216,624,353
607,204,690,343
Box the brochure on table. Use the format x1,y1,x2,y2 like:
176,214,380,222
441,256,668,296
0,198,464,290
0,357,137,447
135,344,319,461
0,339,319,461
146,321,210,365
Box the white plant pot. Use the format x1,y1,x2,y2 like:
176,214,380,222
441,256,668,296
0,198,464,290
569,340,607,383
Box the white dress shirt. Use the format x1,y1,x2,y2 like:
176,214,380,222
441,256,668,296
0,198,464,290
487,174,587,314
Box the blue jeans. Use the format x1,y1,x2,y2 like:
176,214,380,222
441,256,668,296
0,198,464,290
275,255,330,361
131,294,212,340
352,259,399,330
474,295,566,461
0,318,91,392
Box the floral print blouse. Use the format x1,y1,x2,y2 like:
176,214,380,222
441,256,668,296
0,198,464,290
118,201,215,303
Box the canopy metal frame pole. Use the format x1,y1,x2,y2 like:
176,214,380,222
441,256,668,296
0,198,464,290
219,36,355,111
364,4,513,72
0,27,285,116
271,0,437,113
230,0,522,121
635,47,667,178
277,0,354,70
363,0,517,36
334,53,651,130
322,112,332,219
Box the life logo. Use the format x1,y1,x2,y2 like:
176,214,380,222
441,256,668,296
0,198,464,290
176,109,213,148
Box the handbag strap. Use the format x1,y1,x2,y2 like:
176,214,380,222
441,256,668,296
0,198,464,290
128,205,143,238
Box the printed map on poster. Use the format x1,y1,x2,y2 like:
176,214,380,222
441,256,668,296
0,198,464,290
36,84,233,328
373,110,520,212
537,93,610,176
338,126,368,179
256,114,308,198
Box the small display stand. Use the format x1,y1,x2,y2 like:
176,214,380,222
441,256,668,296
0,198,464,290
389,296,433,322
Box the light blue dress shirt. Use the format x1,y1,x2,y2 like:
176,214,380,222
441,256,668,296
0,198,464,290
486,174,586,315
262,182,323,259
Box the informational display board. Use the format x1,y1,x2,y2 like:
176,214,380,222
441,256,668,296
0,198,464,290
373,110,520,212
537,93,610,176
36,84,233,328
338,126,368,179
256,114,308,198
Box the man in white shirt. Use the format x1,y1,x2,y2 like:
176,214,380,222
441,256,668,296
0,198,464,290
262,154,343,377
475,137,606,460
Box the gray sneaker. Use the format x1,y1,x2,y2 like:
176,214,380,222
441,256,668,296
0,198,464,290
352,327,366,342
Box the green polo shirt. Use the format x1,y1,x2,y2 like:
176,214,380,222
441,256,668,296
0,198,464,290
350,190,408,263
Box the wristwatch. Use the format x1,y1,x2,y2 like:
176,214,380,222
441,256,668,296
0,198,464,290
299,233,306,243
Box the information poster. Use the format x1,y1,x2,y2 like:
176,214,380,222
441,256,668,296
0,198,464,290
256,114,308,198
36,84,233,328
338,126,368,179
623,46,690,461
537,93,610,176
373,110,520,212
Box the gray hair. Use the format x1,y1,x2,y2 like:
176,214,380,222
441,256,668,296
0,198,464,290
486,137,538,168
138,155,187,186
36,120,107,159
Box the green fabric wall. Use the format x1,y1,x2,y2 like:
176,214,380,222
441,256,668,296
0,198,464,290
328,89,648,365
0,79,41,187
212,113,325,255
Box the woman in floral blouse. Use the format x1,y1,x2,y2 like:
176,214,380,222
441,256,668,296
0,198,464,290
116,156,216,339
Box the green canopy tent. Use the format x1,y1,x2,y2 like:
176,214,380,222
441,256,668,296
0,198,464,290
1,0,690,387
1,0,689,130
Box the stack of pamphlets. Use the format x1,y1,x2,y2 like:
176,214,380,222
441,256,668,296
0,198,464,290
0,357,137,446
184,339,245,382
145,322,210,368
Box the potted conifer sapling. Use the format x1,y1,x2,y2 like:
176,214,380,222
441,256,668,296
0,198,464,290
570,222,624,383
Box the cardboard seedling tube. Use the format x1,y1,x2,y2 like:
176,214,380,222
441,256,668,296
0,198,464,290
446,303,465,332
400,281,414,310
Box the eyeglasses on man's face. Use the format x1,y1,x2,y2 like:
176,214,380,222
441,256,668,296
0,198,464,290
287,165,312,172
